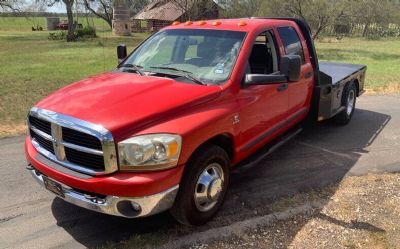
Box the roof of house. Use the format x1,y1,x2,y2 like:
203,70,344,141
133,0,218,21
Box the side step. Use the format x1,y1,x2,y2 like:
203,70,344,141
233,127,303,174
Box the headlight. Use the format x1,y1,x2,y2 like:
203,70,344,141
118,134,182,171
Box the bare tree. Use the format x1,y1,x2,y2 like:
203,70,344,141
220,0,263,18
260,0,348,40
42,0,76,41
170,0,218,20
0,0,23,11
82,0,112,28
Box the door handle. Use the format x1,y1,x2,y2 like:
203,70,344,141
305,72,313,79
277,83,288,92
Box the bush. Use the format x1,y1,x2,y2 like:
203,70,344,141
75,26,97,38
48,31,66,40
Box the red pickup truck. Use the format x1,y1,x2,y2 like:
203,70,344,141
26,18,366,225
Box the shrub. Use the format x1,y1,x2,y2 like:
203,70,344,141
75,26,97,38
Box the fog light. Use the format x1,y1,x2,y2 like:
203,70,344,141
117,200,142,217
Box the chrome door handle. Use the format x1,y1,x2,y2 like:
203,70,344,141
277,83,288,92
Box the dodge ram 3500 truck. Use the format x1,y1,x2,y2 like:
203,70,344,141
25,18,366,225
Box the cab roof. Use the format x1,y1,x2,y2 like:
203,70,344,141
163,18,296,32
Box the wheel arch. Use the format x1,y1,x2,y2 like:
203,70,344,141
187,133,234,165
353,78,360,97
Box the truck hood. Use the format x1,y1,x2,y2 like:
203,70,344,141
36,72,222,140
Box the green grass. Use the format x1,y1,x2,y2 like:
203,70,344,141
316,37,400,93
0,16,111,32
0,24,399,137
0,30,148,136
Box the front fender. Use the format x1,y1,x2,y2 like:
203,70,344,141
135,101,240,166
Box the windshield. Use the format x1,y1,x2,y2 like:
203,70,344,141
120,29,246,85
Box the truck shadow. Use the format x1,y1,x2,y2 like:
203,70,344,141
51,108,391,248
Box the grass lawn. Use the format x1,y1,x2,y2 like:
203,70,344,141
0,16,111,32
316,37,400,94
0,23,399,137
0,30,148,136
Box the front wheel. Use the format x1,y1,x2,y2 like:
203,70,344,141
333,81,357,125
170,145,231,226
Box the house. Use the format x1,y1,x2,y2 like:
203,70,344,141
132,0,221,32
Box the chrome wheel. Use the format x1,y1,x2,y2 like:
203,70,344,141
194,163,225,212
346,89,355,116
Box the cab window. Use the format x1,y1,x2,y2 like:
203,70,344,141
277,26,305,64
248,30,279,74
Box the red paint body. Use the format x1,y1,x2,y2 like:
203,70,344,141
26,19,314,197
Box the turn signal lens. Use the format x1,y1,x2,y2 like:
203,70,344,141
172,21,180,25
212,21,222,26
198,20,207,25
238,21,247,26
184,21,193,26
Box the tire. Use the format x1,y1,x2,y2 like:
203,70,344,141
170,145,231,226
333,81,357,125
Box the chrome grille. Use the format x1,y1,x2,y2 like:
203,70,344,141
62,127,102,150
28,107,118,175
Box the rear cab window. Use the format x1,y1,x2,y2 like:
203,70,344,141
277,26,305,64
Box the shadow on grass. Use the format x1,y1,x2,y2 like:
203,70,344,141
51,108,391,248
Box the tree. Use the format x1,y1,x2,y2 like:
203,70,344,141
219,0,263,18
42,0,76,41
170,0,219,20
259,0,348,40
82,0,113,28
0,0,23,11
127,0,148,16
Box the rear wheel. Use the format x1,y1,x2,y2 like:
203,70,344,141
333,81,357,125
170,145,230,226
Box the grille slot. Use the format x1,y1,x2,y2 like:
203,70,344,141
28,113,110,174
30,128,54,153
65,147,105,170
62,127,102,150
29,116,51,135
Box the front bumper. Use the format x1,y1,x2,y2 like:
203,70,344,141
28,165,179,218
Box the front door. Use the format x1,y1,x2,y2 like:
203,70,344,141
237,30,289,153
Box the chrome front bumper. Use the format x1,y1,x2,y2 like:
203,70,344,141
28,166,179,218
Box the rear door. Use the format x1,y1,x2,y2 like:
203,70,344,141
276,25,313,122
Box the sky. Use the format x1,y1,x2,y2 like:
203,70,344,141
47,3,65,13
24,0,66,13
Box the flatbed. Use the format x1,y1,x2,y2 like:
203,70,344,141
319,62,366,86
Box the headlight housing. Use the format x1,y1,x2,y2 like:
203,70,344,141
118,134,182,171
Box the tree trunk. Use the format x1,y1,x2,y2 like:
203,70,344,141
64,0,76,42
362,22,370,37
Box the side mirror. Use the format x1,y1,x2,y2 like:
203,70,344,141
117,44,127,64
244,74,287,85
280,55,301,82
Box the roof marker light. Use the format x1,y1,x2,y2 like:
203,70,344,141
212,21,222,26
184,21,193,26
172,21,180,25
198,20,207,25
238,21,247,26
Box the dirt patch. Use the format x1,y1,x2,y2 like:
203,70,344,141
0,123,26,138
192,173,400,249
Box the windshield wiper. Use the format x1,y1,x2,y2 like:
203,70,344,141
150,66,206,85
119,63,144,76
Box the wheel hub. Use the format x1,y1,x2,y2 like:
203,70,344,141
208,178,222,201
346,89,355,115
194,163,225,212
